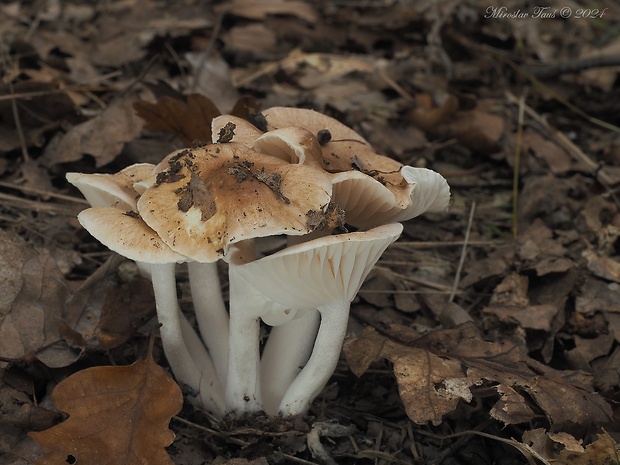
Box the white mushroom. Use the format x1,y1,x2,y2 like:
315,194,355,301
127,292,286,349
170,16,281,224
68,164,231,385
135,139,334,414
68,106,451,420
76,206,225,415
229,222,404,416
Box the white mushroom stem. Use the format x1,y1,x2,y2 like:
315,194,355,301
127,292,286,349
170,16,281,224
225,270,263,413
278,303,349,416
150,263,224,415
260,309,320,416
188,261,230,382
178,311,226,415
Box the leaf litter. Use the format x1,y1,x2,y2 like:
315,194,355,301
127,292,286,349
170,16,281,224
1,0,620,464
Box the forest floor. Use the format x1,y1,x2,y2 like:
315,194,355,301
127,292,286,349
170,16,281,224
1,1,620,464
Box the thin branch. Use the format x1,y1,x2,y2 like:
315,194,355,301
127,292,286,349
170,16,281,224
391,240,501,248
505,91,619,207
9,83,30,162
0,181,89,204
449,201,476,302
513,93,525,239
190,11,225,94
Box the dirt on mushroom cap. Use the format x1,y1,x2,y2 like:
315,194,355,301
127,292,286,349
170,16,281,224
137,142,333,263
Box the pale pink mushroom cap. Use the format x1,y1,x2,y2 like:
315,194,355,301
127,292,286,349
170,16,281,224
77,207,187,264
66,163,155,210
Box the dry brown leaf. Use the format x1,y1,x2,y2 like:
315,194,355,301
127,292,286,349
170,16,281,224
517,219,574,275
522,428,618,465
409,94,459,131
583,248,620,283
133,93,260,147
29,349,183,465
1,369,62,462
0,238,77,368
92,12,209,66
215,0,318,23
410,96,504,154
43,92,149,167
579,196,620,255
1,239,152,367
449,109,504,154
490,384,536,425
576,277,620,315
0,231,37,318
222,23,279,55
565,333,615,371
0,81,75,153
345,325,475,425
483,269,574,333
522,129,573,174
577,36,620,92
518,174,586,224
344,323,612,427
232,49,375,89
186,51,241,112
222,459,270,465
460,246,513,288
133,94,221,147
63,256,156,351
593,346,620,391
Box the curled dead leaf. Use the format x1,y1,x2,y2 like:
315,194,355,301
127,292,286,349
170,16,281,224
522,428,618,465
344,323,612,428
344,325,480,425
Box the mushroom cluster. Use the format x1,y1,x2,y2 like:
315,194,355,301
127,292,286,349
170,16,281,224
68,107,450,418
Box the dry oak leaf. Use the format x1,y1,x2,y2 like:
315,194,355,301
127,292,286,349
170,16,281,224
344,323,612,427
29,351,183,465
133,93,221,147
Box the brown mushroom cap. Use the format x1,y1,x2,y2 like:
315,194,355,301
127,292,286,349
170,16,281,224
262,106,368,145
261,107,450,228
261,106,400,175
137,142,333,263
211,115,263,147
